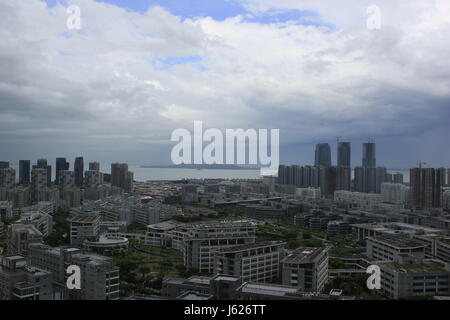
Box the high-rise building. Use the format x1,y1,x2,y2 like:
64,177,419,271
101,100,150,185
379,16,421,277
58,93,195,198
362,141,376,167
74,157,84,187
89,162,100,171
354,166,386,193
336,166,351,191
315,143,331,167
319,166,337,197
31,167,47,203
337,142,351,167
438,167,446,187
410,167,443,209
111,163,133,192
55,158,69,185
0,161,10,169
281,247,329,293
393,172,404,184
19,160,31,185
0,167,16,190
36,159,51,186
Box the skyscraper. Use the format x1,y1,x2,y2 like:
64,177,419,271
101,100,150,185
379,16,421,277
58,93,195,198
111,163,133,192
0,167,15,189
393,173,404,184
315,143,331,167
19,160,31,185
337,142,351,191
410,167,443,209
337,142,351,167
74,157,84,187
362,141,376,167
31,167,47,203
55,158,69,185
0,161,10,169
36,159,51,186
89,162,100,171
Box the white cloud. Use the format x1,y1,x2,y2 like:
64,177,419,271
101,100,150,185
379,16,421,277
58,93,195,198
0,0,450,165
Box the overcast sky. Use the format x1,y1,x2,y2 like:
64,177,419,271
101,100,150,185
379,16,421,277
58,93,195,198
1,0,450,169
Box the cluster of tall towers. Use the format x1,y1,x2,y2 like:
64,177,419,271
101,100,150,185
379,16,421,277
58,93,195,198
278,140,399,196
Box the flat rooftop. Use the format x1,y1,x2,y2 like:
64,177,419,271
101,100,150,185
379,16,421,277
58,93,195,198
381,260,447,273
216,241,284,253
69,214,100,223
282,247,327,264
239,283,299,297
368,235,426,249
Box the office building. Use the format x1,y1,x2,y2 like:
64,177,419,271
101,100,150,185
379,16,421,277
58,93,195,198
74,157,84,187
29,244,120,300
0,255,53,300
19,160,31,185
69,214,101,246
7,224,43,256
315,143,332,167
213,241,285,283
281,247,329,292
366,235,426,261
379,256,450,299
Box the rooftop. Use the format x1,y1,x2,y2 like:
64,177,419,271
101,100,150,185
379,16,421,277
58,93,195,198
282,247,327,264
368,235,426,249
380,260,448,273
215,241,284,254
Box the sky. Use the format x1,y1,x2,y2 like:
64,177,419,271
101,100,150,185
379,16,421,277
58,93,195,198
1,0,450,169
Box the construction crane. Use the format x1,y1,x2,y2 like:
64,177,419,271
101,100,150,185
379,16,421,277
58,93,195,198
416,161,427,169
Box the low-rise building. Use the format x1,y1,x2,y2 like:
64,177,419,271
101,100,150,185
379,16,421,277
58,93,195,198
0,255,53,300
281,247,329,292
366,235,426,261
213,241,285,283
69,214,100,246
28,243,120,300
379,256,450,299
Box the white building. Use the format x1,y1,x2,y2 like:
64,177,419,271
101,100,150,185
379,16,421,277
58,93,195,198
334,190,382,210
381,183,410,205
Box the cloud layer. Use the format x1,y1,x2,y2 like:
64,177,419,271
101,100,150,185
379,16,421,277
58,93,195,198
1,0,450,168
